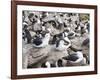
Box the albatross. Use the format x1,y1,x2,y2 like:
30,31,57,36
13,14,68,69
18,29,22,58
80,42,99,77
62,51,87,66
33,31,50,48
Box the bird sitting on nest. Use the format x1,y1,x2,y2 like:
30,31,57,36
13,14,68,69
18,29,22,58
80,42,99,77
51,31,71,51
62,50,88,66
32,29,51,48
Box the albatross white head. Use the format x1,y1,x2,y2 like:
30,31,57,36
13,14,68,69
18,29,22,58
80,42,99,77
76,51,84,59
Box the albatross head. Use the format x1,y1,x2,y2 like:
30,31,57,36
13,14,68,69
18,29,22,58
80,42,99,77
76,51,83,58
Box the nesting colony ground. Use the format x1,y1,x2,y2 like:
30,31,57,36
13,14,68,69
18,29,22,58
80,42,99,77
22,11,90,68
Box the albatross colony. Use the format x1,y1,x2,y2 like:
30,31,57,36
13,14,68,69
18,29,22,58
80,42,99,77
22,11,90,68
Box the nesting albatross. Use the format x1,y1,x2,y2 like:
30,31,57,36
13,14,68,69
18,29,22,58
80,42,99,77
62,51,87,66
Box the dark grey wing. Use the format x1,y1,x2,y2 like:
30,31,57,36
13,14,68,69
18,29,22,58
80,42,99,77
82,38,89,46
63,54,79,61
33,37,42,45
